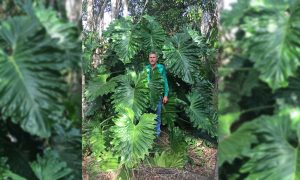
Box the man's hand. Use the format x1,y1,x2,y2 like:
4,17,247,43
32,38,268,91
162,96,168,104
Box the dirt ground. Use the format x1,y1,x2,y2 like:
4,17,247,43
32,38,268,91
83,130,217,180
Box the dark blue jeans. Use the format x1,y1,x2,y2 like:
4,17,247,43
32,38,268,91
155,97,162,137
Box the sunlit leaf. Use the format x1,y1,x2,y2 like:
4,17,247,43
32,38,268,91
110,109,156,167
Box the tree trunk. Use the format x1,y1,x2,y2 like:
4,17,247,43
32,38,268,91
111,0,120,19
122,0,128,16
82,0,94,32
65,0,82,23
97,0,109,36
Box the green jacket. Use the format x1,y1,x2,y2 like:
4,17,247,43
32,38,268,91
146,63,169,97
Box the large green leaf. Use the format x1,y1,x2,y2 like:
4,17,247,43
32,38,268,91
97,151,120,172
242,1,300,90
0,16,66,137
276,69,300,106
30,149,72,180
89,127,106,156
141,15,166,53
218,112,241,139
104,17,142,64
218,121,257,166
112,71,149,116
34,7,81,69
34,7,78,47
161,94,177,128
186,27,208,53
148,128,189,168
110,109,156,167
221,1,250,29
84,74,117,102
184,91,217,136
162,32,202,84
50,123,82,179
89,127,120,172
241,115,300,180
148,68,164,110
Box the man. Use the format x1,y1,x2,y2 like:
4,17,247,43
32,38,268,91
145,51,169,137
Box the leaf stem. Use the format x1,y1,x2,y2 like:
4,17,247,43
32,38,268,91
241,105,276,114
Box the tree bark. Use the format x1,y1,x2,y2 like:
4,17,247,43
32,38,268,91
97,0,109,36
111,0,120,19
65,0,82,23
82,0,94,32
122,0,128,16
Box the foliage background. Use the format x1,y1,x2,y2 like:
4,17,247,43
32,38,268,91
82,0,219,179
0,0,82,179
219,0,300,179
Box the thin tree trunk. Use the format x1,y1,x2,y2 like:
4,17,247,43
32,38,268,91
65,0,82,23
97,0,109,36
111,0,120,19
50,0,56,7
214,1,222,179
122,0,128,16
87,0,94,31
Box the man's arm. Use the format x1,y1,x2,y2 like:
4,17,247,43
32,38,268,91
162,66,169,104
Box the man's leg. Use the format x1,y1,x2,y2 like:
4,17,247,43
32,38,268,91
155,97,162,137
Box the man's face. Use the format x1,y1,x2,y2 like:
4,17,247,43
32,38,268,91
149,53,157,66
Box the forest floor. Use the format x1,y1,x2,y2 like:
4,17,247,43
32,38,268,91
83,129,217,180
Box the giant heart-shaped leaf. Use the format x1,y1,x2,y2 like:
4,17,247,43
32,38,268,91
0,16,66,137
104,17,142,64
162,32,202,84
141,15,166,53
112,71,149,116
110,108,156,167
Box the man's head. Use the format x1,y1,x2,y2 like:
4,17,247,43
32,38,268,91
148,51,158,66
